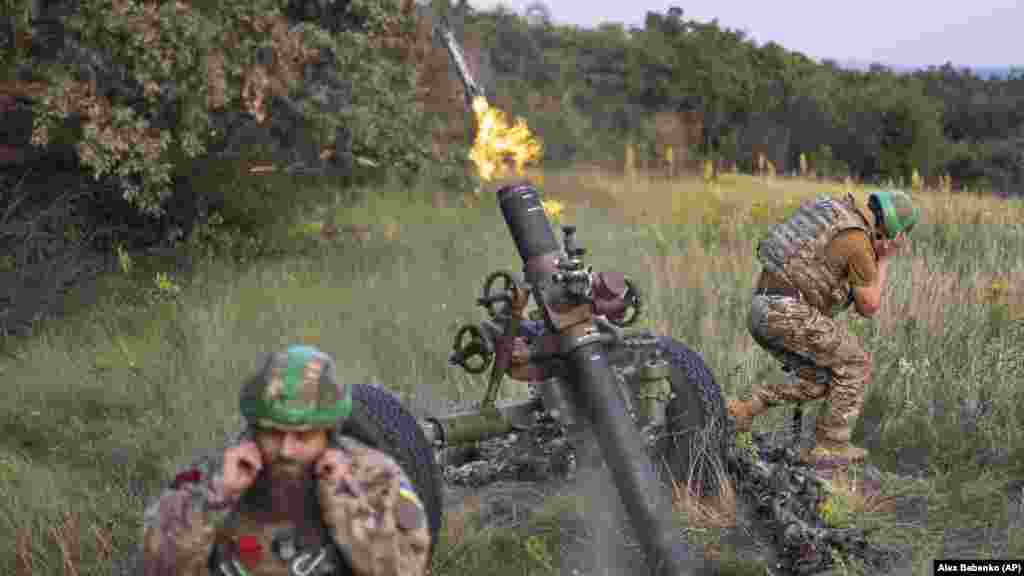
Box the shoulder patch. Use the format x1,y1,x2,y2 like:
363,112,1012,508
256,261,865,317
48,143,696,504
396,478,426,532
398,477,423,510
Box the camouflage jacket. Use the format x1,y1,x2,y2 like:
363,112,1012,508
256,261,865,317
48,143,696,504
756,194,875,316
139,423,430,576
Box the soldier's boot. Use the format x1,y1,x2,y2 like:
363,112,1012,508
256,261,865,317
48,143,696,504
801,439,868,465
800,424,868,465
726,392,770,433
802,372,870,465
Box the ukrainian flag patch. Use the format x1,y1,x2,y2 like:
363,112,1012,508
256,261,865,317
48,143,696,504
398,477,423,510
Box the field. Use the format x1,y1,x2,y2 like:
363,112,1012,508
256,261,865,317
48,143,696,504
1,168,1022,575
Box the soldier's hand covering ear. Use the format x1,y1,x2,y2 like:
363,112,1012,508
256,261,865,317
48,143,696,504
874,232,906,261
218,440,263,502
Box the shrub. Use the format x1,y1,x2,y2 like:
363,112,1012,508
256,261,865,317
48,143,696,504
23,0,432,218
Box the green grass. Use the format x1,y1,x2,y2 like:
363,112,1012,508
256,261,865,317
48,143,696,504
1,169,1022,575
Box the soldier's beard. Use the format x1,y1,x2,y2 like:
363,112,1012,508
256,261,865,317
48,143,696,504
259,460,319,519
268,458,312,483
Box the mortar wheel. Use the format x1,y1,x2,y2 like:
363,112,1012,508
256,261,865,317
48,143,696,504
650,337,729,498
338,383,444,559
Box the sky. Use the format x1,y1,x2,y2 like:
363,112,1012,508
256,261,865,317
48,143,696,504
465,0,1023,68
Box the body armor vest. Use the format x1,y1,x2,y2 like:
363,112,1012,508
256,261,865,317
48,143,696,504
210,483,341,576
756,195,874,317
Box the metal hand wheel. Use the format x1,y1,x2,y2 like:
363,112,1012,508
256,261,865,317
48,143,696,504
476,271,519,318
448,324,493,374
607,277,643,327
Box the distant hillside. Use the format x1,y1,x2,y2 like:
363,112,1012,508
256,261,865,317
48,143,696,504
971,66,1019,80
460,4,1022,195
836,58,1019,79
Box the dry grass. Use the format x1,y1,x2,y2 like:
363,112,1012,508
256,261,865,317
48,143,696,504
642,249,724,301
816,467,901,525
49,511,81,576
671,471,740,531
91,524,115,565
549,165,1023,378
437,493,484,553
15,528,34,576
877,255,969,339
542,166,1024,230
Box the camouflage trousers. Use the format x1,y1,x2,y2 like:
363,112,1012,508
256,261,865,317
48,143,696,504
747,294,872,443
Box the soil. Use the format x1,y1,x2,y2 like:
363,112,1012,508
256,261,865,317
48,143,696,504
441,427,1024,575
436,424,937,576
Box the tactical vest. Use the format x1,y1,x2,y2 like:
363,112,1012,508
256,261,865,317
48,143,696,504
755,195,874,317
209,486,342,576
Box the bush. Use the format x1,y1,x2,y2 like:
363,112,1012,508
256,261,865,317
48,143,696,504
22,0,432,219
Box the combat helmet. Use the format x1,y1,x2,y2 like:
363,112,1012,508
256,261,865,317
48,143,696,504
868,189,920,239
240,345,351,431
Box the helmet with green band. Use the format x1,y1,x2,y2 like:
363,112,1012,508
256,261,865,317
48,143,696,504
868,189,920,239
240,345,352,431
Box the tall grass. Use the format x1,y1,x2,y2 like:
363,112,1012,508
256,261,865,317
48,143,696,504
1,169,1021,574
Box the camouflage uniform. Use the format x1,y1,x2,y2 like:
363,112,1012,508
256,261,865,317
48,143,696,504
747,295,872,444
742,195,876,455
139,346,431,576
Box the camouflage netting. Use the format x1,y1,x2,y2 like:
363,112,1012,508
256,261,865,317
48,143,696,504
724,434,901,575
442,420,903,575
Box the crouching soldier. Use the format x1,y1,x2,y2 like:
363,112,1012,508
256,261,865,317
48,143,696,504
140,345,431,576
728,190,919,465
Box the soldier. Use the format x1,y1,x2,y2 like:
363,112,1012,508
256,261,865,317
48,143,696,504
140,345,432,576
727,190,919,465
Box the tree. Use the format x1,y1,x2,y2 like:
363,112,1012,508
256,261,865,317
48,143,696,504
19,0,430,218
524,1,551,28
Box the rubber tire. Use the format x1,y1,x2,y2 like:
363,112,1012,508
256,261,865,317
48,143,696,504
652,336,729,497
338,383,444,559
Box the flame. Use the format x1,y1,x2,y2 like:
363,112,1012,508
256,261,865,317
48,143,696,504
468,95,543,182
541,199,563,220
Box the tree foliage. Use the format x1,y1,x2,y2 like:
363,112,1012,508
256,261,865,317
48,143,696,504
467,5,1023,193
0,0,439,336
17,0,430,217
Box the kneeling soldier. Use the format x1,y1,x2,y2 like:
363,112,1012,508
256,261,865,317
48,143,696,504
728,190,918,465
